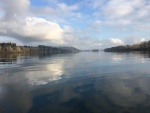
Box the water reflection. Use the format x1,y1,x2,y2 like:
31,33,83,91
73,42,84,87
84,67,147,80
0,54,18,64
1,73,150,113
26,62,64,85
0,52,150,113
29,73,150,113
0,83,32,113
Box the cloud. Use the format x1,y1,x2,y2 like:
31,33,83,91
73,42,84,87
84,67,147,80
0,16,65,44
30,2,81,21
57,3,78,11
78,0,105,9
124,36,147,45
102,0,134,19
110,38,124,45
108,0,148,22
0,0,149,49
140,38,146,42
92,0,150,29
23,17,63,43
0,0,67,44
62,35,125,50
0,0,30,19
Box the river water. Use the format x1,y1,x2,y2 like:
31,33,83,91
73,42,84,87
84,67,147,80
0,51,150,113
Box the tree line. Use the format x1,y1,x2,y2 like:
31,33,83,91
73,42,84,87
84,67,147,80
104,40,150,52
0,42,16,47
0,43,79,53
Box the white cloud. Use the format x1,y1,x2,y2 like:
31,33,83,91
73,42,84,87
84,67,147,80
0,0,69,44
110,38,124,45
0,17,65,44
140,38,146,42
24,17,64,43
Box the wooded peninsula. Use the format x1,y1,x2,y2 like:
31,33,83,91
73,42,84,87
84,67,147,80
104,40,150,52
0,42,79,54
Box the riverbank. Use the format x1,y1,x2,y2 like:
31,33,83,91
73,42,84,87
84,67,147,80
104,40,150,52
0,43,79,54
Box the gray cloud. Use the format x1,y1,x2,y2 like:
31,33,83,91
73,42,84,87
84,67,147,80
0,0,30,19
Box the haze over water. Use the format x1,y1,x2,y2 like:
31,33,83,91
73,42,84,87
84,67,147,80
0,51,150,113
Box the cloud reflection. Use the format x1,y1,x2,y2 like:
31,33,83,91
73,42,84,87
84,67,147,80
0,52,150,113
26,61,65,85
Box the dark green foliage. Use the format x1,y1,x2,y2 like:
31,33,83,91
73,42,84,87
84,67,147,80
0,42,16,47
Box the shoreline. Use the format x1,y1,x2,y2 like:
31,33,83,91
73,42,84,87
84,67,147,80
0,43,80,54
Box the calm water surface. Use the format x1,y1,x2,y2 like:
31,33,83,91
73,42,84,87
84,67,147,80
0,52,150,113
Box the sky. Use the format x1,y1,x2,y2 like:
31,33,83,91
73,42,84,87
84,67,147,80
0,0,149,49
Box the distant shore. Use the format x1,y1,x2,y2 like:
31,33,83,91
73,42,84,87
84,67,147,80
0,43,80,54
104,40,150,52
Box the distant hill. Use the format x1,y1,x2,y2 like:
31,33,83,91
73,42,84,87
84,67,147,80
92,49,99,52
38,45,80,53
104,41,150,52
